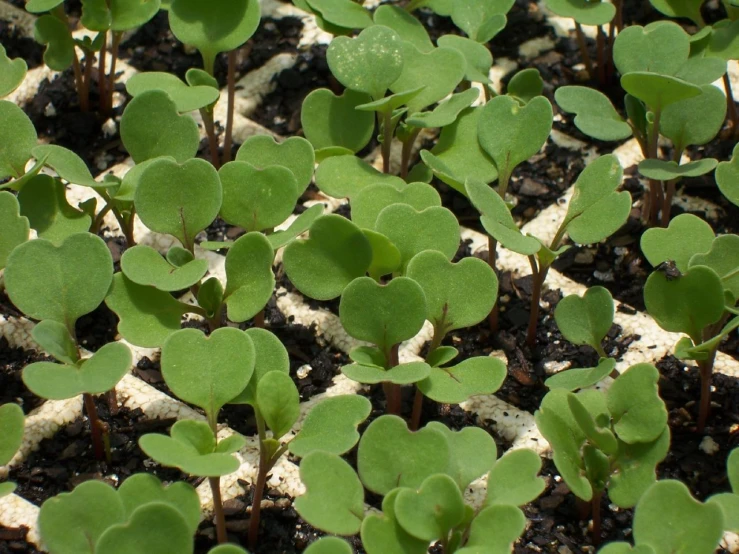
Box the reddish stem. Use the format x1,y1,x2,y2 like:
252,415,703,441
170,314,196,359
98,31,107,114
222,50,237,165
83,393,105,461
210,477,228,544
591,490,603,545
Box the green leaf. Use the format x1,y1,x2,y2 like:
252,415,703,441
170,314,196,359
229,328,289,406
608,364,668,444
126,72,220,113
105,274,190,348
649,0,705,27
315,155,405,199
717,144,739,207
620,72,702,110
17,176,91,244
0,45,27,98
290,395,371,458
389,43,465,115
23,341,131,399
162,328,255,421
436,35,493,83
109,0,161,31
456,504,526,554
478,95,552,181
609,428,670,507
426,346,459,368
637,158,718,181
361,489,428,554
34,15,75,71
31,320,78,365
39,481,125,554
358,415,450,495
25,0,65,12
395,474,465,542
81,0,112,31
5,233,112,330
640,213,715,272
348,345,386,367
645,266,725,340
304,537,354,554
674,56,727,86
31,145,97,187
418,356,506,404
0,101,37,180
117,474,200,535
465,179,542,256
633,481,724,554
197,277,224,319
343,361,431,385
544,357,616,391
256,371,299,439
568,394,618,455
555,86,632,141
660,84,726,151
0,482,16,497
351,181,441,230
120,90,200,163
355,87,426,115
690,234,739,299
208,546,251,554
555,286,614,352
374,5,432,50
168,0,260,72
134,157,222,248
375,205,460,272
283,214,372,301
0,192,29,270
451,0,512,42
94,503,193,554
327,25,404,100
545,0,615,25
121,245,208,291
268,204,325,250
340,276,426,352
295,451,365,535
708,493,739,533
406,88,480,129
407,250,497,332
486,448,545,507
364,229,402,280
0,403,24,466
301,89,375,154
235,135,315,194
425,422,497,490
707,19,739,60
306,0,372,29
613,22,690,76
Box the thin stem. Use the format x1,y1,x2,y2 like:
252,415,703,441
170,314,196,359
253,309,265,329
574,23,594,78
82,51,94,114
248,412,269,550
646,107,663,227
400,128,421,180
83,393,106,461
107,32,122,114
210,477,228,544
381,111,393,174
595,343,608,359
723,73,739,139
661,148,682,227
696,359,713,433
98,31,107,114
72,54,88,112
386,344,402,416
90,202,113,235
591,490,603,545
525,256,542,349
596,26,606,86
222,50,237,165
487,235,500,333
410,326,445,430
200,109,221,168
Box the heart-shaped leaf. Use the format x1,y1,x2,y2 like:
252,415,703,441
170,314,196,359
161,327,255,421
301,89,375,154
229,327,289,406
168,0,260,72
609,428,670,508
544,357,616,391
31,320,78,365
374,5,433,52
0,100,37,180
351,182,441,230
406,88,480,129
34,15,75,71
126,72,220,113
105,274,191,348
121,245,208,291
5,233,112,331
0,403,24,467
290,395,371,457
295,451,365,535
358,415,449,495
417,356,506,404
640,213,715,272
674,56,727,86
389,43,466,115
690,234,739,299
364,229,403,280
117,473,200,534
236,135,315,193
283,214,372,301
608,364,668,444
134,157,222,249
395,474,465,542
256,371,300,439
436,35,492,83
327,25,404,100
81,0,113,31
637,158,718,181
219,161,299,232
425,422,497,490
340,276,427,353
506,68,544,104
478,95,552,182
375,204,460,272
717,144,739,207
342,361,431,385
94,502,193,554
39,480,126,554
545,0,615,25
555,286,614,352
0,192,29,270
620,72,702,110
361,488,428,554
456,505,526,554
23,341,131,399
613,22,690,76
109,0,162,31
660,84,726,151
315,154,405,199
555,86,632,141
645,266,725,341
0,45,27,98
706,18,739,60
407,250,497,333
451,0,512,42
486,448,545,507
120,90,200,163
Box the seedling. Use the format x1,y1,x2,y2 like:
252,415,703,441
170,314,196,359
707,448,739,533
293,414,545,553
0,403,24,497
467,154,631,347
641,214,739,431
0,45,27,98
717,143,739,207
535,363,670,543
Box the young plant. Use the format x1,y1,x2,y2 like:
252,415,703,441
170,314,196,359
640,214,739,431
0,44,27,98
293,414,545,553
0,403,24,497
707,448,739,533
467,154,631,347
598,480,725,554
0,191,29,291
535,363,670,544
4,232,126,461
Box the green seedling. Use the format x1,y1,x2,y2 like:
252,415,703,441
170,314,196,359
707,448,739,533
535,363,670,543
0,101,38,183
0,44,27,98
38,475,201,554
126,72,220,113
717,143,739,207
292,0,373,35
598,480,725,554
0,403,24,497
294,414,544,553
641,213,739,431
407,0,511,43
304,537,354,554
0,192,29,288
467,154,631,347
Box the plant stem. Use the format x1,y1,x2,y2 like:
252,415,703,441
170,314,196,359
410,327,445,430
525,256,543,348
248,411,269,550
106,32,122,114
696,358,714,433
253,309,265,329
98,31,107,114
400,128,421,180
384,344,402,416
82,51,94,114
595,343,608,359
200,108,221,168
487,235,500,333
72,54,88,112
574,23,594,79
90,202,113,235
723,73,739,139
83,393,106,461
646,107,663,227
381,111,393,174
222,50,237,165
210,477,227,544
596,26,606,86
591,490,603,545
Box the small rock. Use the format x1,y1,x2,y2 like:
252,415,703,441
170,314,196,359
223,498,246,516
574,249,595,265
225,519,250,532
540,494,565,510
699,436,720,455
519,177,549,196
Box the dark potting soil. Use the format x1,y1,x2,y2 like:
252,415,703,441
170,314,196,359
0,21,43,70
0,337,48,415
